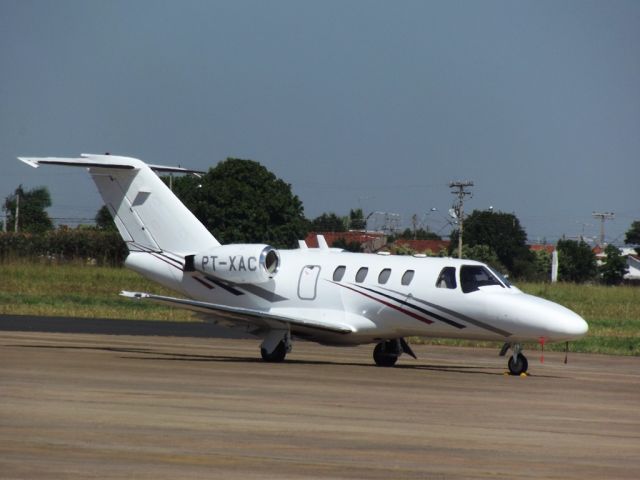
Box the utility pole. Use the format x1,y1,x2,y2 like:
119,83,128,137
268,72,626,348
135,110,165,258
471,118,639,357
14,191,20,233
592,212,615,246
449,180,474,258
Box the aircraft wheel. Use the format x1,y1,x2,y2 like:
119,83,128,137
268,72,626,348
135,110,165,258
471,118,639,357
373,342,398,367
261,341,287,362
508,353,529,375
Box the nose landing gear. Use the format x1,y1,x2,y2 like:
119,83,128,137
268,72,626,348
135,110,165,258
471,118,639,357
500,342,529,375
507,352,529,375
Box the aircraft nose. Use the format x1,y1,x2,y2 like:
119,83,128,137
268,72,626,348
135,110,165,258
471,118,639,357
564,311,589,338
492,293,589,342
531,295,589,341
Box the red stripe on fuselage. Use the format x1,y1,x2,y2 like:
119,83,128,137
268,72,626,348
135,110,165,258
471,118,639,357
336,283,434,325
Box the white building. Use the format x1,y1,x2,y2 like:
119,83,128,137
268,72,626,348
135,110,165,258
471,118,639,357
621,248,640,282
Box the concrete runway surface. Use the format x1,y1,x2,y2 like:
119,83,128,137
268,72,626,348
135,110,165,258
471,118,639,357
1,331,639,479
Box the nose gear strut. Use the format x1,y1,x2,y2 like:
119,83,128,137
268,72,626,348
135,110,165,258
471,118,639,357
500,342,529,375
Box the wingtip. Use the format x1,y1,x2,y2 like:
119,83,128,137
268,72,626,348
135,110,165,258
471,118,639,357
18,157,40,168
120,290,147,299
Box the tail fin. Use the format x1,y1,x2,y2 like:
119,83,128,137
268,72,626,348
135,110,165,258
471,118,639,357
19,154,220,254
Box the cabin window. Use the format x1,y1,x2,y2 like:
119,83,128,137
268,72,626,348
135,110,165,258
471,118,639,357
378,268,391,284
460,265,503,293
436,267,457,289
401,270,415,286
355,267,369,283
333,265,346,282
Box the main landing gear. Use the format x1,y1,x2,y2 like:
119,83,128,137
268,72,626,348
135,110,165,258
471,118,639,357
260,340,288,362
373,338,416,367
260,329,292,363
500,342,529,375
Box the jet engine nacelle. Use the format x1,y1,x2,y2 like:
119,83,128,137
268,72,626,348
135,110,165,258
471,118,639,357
191,244,280,284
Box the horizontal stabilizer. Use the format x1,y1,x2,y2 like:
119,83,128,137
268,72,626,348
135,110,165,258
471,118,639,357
19,154,205,175
147,164,205,175
120,291,354,335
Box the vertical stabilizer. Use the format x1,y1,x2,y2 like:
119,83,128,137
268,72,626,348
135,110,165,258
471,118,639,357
19,154,220,254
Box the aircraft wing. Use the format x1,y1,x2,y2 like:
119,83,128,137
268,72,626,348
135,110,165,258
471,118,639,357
120,291,354,335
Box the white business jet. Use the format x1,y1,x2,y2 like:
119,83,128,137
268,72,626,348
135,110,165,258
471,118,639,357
20,154,588,374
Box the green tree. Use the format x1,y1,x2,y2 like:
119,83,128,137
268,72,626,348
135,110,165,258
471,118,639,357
625,221,640,255
599,244,628,285
349,208,366,230
450,210,533,278
310,212,347,232
390,243,415,255
331,237,362,252
398,227,441,240
461,244,506,273
95,205,117,231
556,239,597,283
3,185,53,234
171,158,308,248
531,249,552,282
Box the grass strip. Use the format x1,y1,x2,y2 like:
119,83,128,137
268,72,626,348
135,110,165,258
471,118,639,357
0,261,194,321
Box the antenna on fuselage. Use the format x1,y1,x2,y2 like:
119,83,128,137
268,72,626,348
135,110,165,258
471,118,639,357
316,234,329,250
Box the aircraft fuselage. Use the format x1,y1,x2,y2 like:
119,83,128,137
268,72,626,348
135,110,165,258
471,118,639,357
126,247,588,346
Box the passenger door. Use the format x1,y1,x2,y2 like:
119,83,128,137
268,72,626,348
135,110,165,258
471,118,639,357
298,265,321,300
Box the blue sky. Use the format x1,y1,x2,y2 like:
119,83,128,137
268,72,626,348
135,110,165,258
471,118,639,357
1,0,638,244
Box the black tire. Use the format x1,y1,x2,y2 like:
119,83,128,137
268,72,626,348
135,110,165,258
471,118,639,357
261,341,287,362
508,353,529,375
373,342,398,367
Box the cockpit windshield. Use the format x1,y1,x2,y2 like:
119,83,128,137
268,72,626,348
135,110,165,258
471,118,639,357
460,265,504,293
488,267,511,288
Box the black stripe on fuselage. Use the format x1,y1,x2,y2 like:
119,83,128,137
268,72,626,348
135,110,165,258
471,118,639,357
128,243,185,271
379,286,513,337
204,276,245,296
239,284,288,302
200,275,287,302
330,281,434,325
193,277,215,290
149,252,184,271
357,285,466,329
129,249,286,302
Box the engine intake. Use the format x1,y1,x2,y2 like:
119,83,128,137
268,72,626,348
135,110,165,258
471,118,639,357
191,244,280,284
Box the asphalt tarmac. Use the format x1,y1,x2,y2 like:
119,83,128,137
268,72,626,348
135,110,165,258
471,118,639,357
1,319,639,479
0,314,252,338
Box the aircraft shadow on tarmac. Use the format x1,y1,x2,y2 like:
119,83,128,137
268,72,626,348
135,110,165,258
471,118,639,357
9,343,562,378
123,352,509,376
